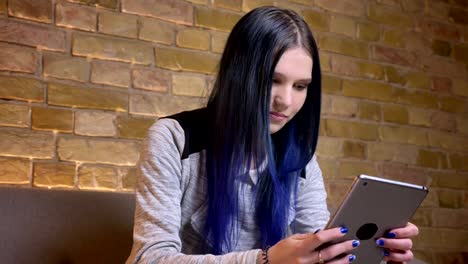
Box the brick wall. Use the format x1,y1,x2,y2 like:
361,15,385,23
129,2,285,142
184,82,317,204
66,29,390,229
0,0,466,262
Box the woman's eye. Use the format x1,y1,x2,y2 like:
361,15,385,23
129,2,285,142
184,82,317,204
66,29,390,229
295,84,308,90
272,79,280,84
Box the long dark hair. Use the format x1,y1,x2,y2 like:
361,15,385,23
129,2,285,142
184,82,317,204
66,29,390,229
204,6,322,254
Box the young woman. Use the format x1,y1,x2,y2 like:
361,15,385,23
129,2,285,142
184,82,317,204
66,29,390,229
126,6,418,264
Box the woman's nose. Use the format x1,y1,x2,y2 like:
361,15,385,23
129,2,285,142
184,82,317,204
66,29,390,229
273,85,293,108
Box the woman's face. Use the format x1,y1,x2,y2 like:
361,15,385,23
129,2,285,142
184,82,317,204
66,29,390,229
269,47,312,134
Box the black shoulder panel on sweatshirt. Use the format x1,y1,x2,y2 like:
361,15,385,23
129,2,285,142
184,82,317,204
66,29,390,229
162,108,210,160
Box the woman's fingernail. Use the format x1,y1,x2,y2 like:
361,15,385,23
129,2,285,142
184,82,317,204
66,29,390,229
349,254,356,262
376,239,384,246
387,232,396,238
314,229,321,234
383,249,390,257
340,226,348,234
352,240,360,248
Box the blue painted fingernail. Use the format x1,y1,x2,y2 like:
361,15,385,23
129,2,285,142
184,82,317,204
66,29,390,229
340,226,348,234
314,229,321,234
387,232,396,238
384,249,390,257
352,240,360,248
349,254,356,262
376,239,384,246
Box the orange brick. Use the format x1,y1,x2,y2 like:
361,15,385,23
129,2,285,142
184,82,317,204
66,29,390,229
43,53,89,82
58,137,140,165
454,43,468,65
384,66,406,85
357,22,380,42
315,0,366,17
33,162,75,188
408,108,432,127
99,12,137,38
417,149,448,169
429,132,467,152
431,171,468,190
56,3,97,32
452,78,468,97
432,39,452,57
48,82,127,111
379,125,428,146
342,79,394,102
211,31,229,54
439,96,466,114
431,111,456,132
330,55,383,79
330,15,356,38
0,127,54,159
0,42,37,73
382,29,405,48
132,68,171,92
302,9,330,32
316,137,342,158
330,96,358,117
320,52,331,73
405,71,431,90
120,167,137,191
122,0,192,25
32,107,73,132
326,181,353,213
0,157,30,184
0,18,66,51
431,76,452,94
130,92,205,117
372,45,417,67
8,0,52,23
449,153,468,171
242,0,274,12
402,0,425,12
75,110,116,137
0,103,29,128
117,115,155,139
421,55,465,78
368,4,413,27
91,60,130,88
382,104,408,124
78,164,118,190
0,0,5,13
380,162,431,186
214,0,241,11
419,18,461,42
339,160,377,180
449,7,468,25
358,101,381,121
176,28,210,51
395,88,438,109
155,47,220,74
342,140,366,159
316,157,337,179
322,74,341,95
0,75,44,103
195,7,241,32
320,35,368,59
139,17,175,45
172,74,207,97
325,119,379,141
73,33,153,65
438,189,464,209
68,0,118,9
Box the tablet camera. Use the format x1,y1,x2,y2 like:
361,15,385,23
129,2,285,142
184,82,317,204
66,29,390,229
356,223,378,240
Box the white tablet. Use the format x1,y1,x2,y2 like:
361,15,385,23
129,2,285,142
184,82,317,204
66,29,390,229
322,175,428,263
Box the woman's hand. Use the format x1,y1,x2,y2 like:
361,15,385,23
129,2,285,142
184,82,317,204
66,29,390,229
375,222,419,264
260,227,359,264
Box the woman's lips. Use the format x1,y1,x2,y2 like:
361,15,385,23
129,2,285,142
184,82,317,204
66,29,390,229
270,112,287,121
